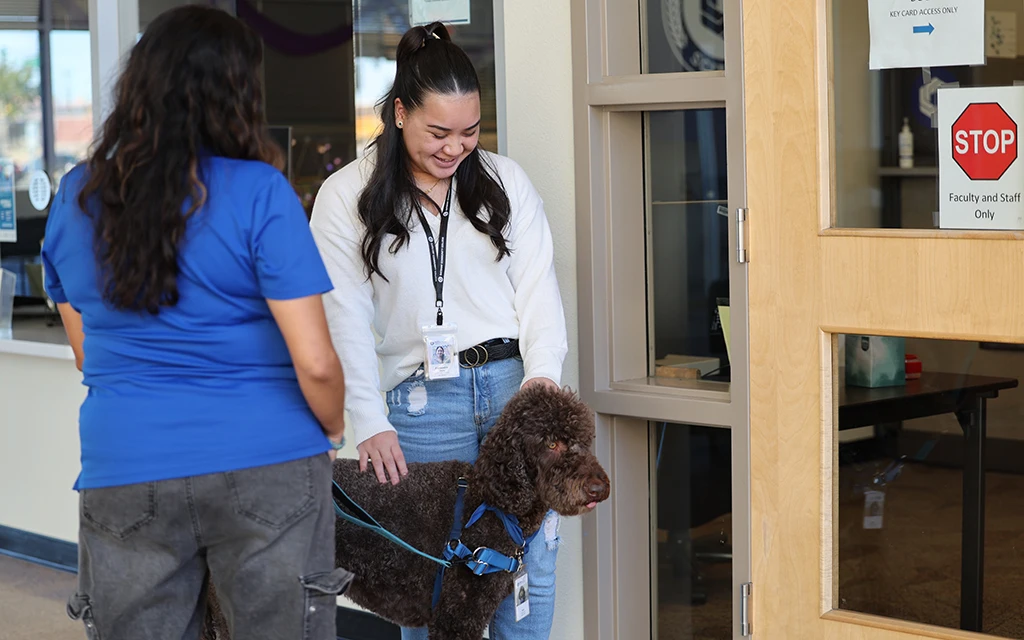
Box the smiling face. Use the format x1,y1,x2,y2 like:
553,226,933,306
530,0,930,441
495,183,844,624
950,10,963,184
395,90,481,185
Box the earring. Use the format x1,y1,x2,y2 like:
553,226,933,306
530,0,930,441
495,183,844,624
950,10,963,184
396,120,404,128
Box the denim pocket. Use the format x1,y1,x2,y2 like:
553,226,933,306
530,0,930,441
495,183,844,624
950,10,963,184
301,568,354,640
81,483,156,540
227,458,316,529
67,592,101,639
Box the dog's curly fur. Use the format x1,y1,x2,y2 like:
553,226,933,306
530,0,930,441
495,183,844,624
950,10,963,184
202,384,610,640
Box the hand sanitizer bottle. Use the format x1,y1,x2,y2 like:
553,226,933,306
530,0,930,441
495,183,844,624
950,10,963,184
898,117,914,169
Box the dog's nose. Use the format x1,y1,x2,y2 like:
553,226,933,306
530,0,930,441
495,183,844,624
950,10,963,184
587,478,609,499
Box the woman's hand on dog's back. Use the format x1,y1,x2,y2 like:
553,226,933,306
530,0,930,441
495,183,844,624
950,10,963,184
358,431,409,485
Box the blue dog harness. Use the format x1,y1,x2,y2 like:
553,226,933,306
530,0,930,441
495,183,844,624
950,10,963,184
331,478,537,610
431,478,540,607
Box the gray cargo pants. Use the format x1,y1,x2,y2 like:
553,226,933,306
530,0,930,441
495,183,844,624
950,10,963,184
66,454,352,640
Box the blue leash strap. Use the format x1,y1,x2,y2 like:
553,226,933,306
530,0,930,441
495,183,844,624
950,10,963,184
331,481,452,570
432,477,470,609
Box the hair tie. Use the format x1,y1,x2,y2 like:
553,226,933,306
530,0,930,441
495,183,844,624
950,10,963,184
420,26,442,47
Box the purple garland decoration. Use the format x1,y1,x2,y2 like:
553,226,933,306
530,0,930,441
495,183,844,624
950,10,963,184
236,0,354,57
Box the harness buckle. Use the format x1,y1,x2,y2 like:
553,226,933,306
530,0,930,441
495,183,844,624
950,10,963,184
471,547,492,571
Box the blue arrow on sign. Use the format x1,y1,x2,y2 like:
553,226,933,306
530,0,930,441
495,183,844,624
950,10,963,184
913,23,935,34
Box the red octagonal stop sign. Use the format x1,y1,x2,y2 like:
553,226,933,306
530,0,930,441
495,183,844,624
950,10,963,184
952,103,1018,181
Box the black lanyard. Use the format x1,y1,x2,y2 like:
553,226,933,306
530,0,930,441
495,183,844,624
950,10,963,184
414,179,454,326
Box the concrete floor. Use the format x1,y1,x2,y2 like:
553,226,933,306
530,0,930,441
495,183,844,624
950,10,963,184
0,554,82,640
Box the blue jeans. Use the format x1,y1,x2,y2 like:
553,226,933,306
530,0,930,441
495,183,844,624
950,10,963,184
387,357,559,640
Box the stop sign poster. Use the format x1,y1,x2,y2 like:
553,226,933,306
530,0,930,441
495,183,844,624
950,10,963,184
938,86,1024,230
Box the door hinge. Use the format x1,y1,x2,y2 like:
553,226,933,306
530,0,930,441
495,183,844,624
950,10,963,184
737,208,749,264
741,582,753,636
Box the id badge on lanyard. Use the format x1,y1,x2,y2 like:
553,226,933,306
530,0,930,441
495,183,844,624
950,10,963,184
418,181,460,381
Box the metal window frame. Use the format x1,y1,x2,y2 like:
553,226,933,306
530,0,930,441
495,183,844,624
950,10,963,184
571,0,750,638
88,0,136,133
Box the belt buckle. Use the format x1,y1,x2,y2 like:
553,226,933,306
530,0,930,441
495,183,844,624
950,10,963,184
460,344,490,369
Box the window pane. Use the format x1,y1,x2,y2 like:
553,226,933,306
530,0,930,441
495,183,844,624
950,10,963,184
0,0,40,25
836,335,1024,636
255,0,357,213
133,0,499,217
832,2,1024,229
653,422,732,637
646,109,731,384
138,0,231,30
52,0,89,29
0,32,43,175
49,30,92,183
0,31,43,299
644,0,725,74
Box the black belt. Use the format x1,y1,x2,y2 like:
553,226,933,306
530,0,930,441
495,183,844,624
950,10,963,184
459,338,520,368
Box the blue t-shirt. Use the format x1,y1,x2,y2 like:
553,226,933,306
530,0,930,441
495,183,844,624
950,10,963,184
41,158,334,490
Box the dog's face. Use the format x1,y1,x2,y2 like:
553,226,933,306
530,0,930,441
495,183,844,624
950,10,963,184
528,427,610,516
513,387,611,517
477,385,611,517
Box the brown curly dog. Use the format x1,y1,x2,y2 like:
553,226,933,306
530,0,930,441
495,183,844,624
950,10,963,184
201,384,609,640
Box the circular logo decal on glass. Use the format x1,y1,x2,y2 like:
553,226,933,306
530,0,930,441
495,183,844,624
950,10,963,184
661,0,726,72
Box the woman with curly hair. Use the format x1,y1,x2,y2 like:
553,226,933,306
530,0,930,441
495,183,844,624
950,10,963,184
41,6,350,639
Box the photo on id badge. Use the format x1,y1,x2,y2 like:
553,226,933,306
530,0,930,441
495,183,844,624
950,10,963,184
423,324,459,380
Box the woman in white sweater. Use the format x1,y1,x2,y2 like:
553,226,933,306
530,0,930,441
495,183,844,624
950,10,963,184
310,21,567,640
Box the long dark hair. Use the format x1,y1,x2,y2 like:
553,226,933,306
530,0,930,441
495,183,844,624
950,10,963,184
79,5,282,313
358,22,511,280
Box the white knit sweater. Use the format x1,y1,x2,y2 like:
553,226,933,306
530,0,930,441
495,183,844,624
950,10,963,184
309,151,568,447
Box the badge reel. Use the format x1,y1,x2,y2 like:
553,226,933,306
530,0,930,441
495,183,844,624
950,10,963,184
422,320,459,381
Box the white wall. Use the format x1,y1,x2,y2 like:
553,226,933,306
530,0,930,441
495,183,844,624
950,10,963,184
503,1,583,638
0,353,84,542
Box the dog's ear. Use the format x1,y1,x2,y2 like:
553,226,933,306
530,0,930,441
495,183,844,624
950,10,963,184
475,420,537,515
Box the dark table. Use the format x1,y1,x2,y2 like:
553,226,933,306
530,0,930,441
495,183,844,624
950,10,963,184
839,372,1019,632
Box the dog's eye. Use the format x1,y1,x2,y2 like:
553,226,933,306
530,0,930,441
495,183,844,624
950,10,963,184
548,442,558,450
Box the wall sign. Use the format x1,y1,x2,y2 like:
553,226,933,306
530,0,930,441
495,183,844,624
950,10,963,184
410,0,470,27
868,0,984,70
0,160,15,243
938,86,1024,230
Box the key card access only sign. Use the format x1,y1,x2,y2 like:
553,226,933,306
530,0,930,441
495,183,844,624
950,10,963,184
938,86,1024,230
869,0,984,70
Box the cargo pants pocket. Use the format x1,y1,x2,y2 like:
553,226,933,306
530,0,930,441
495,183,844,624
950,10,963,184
301,567,355,640
67,592,101,640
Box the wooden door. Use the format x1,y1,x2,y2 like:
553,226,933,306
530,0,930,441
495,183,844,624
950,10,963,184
745,1,1024,639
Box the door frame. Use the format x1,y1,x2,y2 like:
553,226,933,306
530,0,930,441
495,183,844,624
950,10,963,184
571,0,751,638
